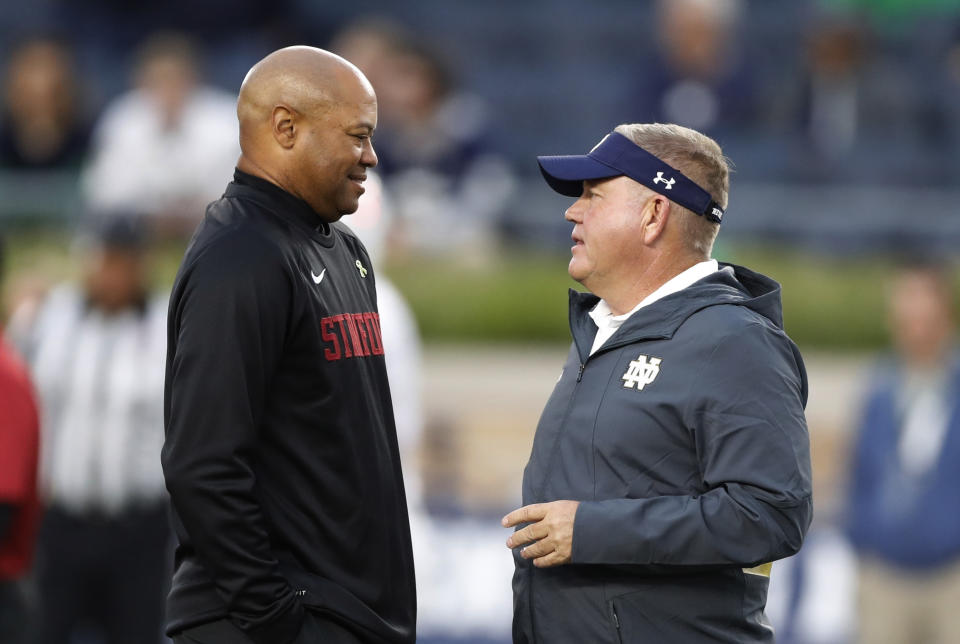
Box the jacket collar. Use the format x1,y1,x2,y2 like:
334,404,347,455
224,169,336,247
569,263,785,362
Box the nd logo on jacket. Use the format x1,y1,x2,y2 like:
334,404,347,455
622,354,662,390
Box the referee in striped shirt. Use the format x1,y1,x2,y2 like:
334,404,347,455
8,215,170,644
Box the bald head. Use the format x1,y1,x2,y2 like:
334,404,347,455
238,47,370,147
235,46,379,221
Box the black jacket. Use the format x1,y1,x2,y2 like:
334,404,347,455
513,264,812,643
162,170,416,644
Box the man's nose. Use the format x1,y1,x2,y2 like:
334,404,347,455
565,197,586,223
361,140,378,168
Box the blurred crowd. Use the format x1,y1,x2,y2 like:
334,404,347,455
0,9,516,257
1,0,960,643
4,1,960,243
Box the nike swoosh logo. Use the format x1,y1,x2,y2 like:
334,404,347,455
311,268,326,284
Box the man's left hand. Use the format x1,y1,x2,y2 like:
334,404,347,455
502,500,580,568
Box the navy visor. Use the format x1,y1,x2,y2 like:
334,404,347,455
537,132,725,224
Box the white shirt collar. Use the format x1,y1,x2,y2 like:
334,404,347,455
588,259,719,355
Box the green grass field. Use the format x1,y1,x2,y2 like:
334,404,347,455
3,229,953,351
384,245,930,351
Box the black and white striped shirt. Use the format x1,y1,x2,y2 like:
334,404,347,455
10,285,167,515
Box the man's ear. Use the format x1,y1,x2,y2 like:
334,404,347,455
641,195,671,246
271,104,296,149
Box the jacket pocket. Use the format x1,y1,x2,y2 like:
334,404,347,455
609,594,678,643
607,572,746,643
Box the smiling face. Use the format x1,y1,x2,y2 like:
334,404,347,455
565,176,652,294
290,73,378,222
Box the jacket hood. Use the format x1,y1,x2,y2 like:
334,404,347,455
569,263,785,359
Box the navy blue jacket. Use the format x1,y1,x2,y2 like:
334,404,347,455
513,264,812,643
846,355,960,569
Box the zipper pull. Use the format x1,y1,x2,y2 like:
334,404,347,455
612,606,620,629
577,363,584,382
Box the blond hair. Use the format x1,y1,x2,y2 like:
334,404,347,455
614,123,730,257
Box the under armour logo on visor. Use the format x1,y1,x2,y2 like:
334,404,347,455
652,172,675,189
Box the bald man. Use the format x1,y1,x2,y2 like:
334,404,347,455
162,47,416,644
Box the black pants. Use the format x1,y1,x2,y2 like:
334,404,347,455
0,580,31,644
173,613,365,644
36,502,171,644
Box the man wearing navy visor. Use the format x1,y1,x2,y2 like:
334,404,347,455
504,123,812,643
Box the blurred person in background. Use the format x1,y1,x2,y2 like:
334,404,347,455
772,11,932,184
846,261,960,644
348,169,515,643
82,32,239,235
0,234,42,644
794,15,870,166
333,20,514,258
628,0,757,139
7,215,169,644
505,123,812,643
328,18,406,107
0,36,91,170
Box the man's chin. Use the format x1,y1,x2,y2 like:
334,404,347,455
338,198,362,216
568,262,587,285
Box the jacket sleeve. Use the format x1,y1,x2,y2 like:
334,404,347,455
572,322,813,567
161,232,304,644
